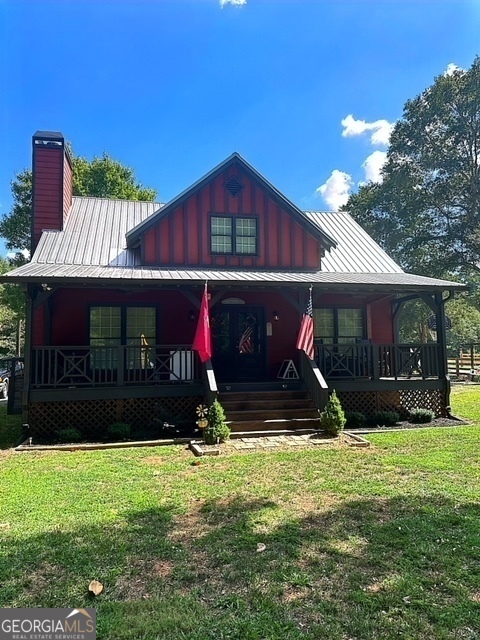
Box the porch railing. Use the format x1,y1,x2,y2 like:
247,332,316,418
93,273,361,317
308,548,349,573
299,351,329,412
315,343,440,381
31,345,201,388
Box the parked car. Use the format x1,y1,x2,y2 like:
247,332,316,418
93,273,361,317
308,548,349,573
0,360,24,399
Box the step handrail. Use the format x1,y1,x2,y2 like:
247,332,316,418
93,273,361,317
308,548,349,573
300,351,329,412
203,359,218,407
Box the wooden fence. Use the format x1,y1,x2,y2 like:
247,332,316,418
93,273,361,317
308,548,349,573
447,344,480,378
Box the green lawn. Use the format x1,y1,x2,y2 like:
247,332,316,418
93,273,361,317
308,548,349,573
0,390,479,639
0,401,23,449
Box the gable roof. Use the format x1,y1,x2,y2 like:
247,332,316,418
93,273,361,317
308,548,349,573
21,199,399,274
125,152,338,251
1,196,465,292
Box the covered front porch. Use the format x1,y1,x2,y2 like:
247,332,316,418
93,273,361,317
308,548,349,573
15,279,454,436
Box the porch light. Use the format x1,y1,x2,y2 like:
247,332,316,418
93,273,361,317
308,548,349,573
273,311,279,321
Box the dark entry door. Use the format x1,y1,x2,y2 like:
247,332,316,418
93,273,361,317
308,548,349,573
211,306,265,381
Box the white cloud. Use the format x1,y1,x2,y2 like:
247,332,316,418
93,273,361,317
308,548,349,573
444,62,464,76
220,0,247,6
316,170,353,210
7,248,30,260
341,114,394,146
316,112,394,208
362,150,387,184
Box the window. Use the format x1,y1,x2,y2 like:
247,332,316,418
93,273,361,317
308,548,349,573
126,307,156,369
313,308,365,344
90,307,121,369
89,306,156,369
210,216,257,255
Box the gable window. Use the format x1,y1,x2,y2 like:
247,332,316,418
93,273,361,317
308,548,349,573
313,308,365,344
90,306,156,369
210,216,257,255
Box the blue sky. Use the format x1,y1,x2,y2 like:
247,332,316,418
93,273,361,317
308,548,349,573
1,0,479,257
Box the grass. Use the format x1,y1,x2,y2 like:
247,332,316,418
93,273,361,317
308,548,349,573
0,401,23,449
0,389,479,639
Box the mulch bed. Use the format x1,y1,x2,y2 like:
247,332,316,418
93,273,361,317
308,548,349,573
350,416,469,433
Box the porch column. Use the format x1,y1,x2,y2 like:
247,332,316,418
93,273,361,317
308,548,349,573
22,285,34,425
435,292,448,378
435,292,451,411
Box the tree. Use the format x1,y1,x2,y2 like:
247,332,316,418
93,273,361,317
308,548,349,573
397,296,480,351
343,56,480,283
0,171,32,265
0,149,157,355
0,257,22,356
0,150,157,259
72,152,157,202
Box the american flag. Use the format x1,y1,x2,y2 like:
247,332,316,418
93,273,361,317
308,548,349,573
239,324,254,354
296,287,314,360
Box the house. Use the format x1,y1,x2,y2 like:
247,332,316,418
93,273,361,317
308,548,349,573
2,131,465,438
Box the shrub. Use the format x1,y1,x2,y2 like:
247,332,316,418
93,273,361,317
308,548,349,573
108,422,131,440
409,408,435,424
203,400,230,445
320,390,346,437
369,411,400,427
344,411,367,429
57,428,82,443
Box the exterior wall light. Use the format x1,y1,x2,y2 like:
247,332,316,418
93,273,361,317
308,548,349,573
273,311,279,321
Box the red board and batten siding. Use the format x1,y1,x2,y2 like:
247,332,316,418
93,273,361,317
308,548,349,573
142,167,321,269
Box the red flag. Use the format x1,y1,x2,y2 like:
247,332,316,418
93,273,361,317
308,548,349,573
193,284,212,363
296,287,314,360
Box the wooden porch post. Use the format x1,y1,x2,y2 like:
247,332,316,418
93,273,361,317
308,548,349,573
435,292,451,413
22,285,34,425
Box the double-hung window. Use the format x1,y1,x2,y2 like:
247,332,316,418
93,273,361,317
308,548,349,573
313,308,365,344
89,306,157,369
210,216,257,255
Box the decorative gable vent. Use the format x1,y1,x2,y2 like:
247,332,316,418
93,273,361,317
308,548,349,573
225,176,244,197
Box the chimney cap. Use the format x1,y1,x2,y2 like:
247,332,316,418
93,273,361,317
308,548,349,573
33,130,65,142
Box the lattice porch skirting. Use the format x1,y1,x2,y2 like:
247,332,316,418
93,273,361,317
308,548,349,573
336,388,446,418
29,396,202,438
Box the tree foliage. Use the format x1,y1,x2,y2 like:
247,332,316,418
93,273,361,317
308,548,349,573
343,57,480,282
0,171,32,261
72,152,157,202
320,390,346,437
398,296,480,352
0,150,157,258
0,257,22,356
0,148,157,355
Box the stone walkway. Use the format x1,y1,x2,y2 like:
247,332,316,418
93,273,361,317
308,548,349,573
230,433,336,450
190,432,370,456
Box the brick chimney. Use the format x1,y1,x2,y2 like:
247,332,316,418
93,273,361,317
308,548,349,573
32,131,73,252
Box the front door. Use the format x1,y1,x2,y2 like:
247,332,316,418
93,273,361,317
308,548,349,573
211,306,265,381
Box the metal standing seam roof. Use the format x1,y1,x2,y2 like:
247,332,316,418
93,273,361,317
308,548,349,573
304,211,402,274
1,196,465,291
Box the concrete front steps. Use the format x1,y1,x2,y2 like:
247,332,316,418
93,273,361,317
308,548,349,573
219,389,321,433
